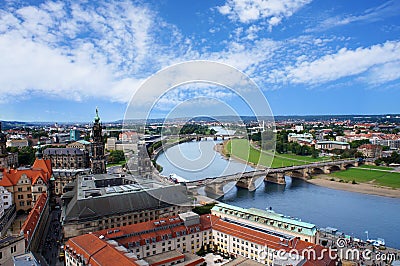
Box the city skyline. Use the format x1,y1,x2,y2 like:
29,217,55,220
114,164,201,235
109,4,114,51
1,0,400,121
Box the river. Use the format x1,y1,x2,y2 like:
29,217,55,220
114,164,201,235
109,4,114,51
156,139,400,248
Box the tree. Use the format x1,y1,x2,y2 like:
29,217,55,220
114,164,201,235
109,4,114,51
18,146,36,166
311,147,319,159
108,150,125,163
350,139,370,149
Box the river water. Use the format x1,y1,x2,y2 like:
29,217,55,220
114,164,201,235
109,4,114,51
157,139,400,248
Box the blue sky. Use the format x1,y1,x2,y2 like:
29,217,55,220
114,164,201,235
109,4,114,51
0,0,399,122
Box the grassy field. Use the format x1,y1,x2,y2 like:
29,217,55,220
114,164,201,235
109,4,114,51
359,164,393,170
225,139,328,168
330,168,400,188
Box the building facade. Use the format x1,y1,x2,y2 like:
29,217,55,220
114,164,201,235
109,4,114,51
6,139,28,149
316,141,350,151
0,236,25,266
64,210,334,266
43,148,89,170
66,140,91,152
357,144,383,158
0,157,51,212
69,129,81,142
211,203,319,243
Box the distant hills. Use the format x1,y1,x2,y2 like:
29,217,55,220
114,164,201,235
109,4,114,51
2,114,399,128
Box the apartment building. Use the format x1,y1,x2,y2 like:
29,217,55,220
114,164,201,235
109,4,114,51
211,203,319,243
64,212,209,266
64,209,335,266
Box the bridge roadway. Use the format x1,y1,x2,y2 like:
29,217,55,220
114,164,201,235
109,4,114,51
184,159,361,197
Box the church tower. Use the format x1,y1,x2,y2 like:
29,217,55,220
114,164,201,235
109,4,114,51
90,108,106,174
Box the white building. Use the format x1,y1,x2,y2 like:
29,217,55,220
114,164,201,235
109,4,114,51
6,139,28,149
0,186,12,219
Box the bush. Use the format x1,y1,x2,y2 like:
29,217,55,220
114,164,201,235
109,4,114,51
352,180,357,184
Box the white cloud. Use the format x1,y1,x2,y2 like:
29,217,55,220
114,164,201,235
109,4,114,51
0,1,187,103
364,61,400,85
309,1,400,32
217,0,312,27
271,41,400,84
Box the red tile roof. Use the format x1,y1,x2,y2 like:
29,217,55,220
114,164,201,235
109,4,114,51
95,214,213,248
0,158,52,187
65,234,139,266
21,193,47,242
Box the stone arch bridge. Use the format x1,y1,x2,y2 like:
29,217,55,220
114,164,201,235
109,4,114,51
184,159,361,198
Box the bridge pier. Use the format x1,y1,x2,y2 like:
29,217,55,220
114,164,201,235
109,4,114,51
204,183,224,199
323,166,331,174
264,172,286,185
214,136,218,141
235,177,256,191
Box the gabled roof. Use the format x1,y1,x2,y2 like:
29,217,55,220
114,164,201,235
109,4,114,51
1,158,52,186
21,193,47,241
0,174,13,187
65,234,139,266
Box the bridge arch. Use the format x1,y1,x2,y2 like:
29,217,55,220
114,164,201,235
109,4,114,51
286,170,306,179
311,167,324,175
344,163,355,169
328,165,341,172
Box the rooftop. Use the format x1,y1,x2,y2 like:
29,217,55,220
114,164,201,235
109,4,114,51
13,252,40,266
62,175,191,222
43,147,85,155
212,203,317,236
65,233,139,266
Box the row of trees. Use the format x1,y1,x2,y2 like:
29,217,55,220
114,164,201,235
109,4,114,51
179,124,216,135
375,152,400,165
108,150,125,164
276,142,319,158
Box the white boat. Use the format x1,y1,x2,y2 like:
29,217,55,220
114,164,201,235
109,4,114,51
367,238,385,246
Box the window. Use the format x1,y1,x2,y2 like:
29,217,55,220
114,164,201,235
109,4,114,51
11,245,17,253
18,188,23,192
20,201,24,206
18,195,24,199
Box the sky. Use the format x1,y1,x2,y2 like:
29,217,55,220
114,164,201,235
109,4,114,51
0,0,399,122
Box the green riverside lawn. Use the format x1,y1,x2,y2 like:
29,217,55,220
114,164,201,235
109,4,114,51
225,139,329,168
224,139,400,189
329,168,400,188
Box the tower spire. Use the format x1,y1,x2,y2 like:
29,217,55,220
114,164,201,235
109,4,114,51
35,141,43,159
94,107,100,123
91,107,106,174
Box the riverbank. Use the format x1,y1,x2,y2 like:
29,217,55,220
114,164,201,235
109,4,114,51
216,140,400,198
214,142,263,170
308,175,400,198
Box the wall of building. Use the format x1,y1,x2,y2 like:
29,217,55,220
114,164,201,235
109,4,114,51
0,236,25,266
63,205,192,239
